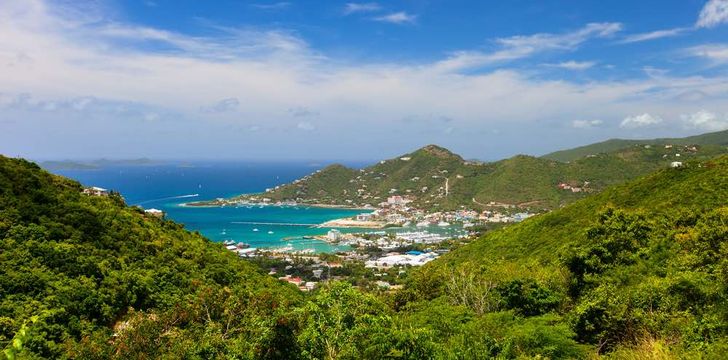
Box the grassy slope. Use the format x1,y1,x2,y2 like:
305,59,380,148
542,129,728,162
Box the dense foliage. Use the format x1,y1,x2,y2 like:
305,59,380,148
402,155,728,357
0,157,303,358
2,153,727,358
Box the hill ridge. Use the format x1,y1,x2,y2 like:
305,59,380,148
542,128,728,162
206,132,727,210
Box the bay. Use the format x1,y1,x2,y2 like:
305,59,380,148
49,161,370,252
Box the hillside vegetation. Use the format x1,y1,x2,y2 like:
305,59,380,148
0,156,481,359
398,155,728,357
0,156,309,358
2,154,727,358
542,129,728,162
223,134,727,210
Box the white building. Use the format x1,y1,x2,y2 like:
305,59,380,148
82,186,109,196
327,229,342,241
365,252,438,269
356,213,374,221
144,208,164,217
671,161,683,168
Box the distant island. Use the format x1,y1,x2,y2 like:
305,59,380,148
40,158,158,170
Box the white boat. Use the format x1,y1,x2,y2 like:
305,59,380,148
268,230,274,234
437,221,450,227
416,221,430,227
253,228,259,232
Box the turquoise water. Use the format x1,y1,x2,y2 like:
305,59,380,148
50,161,372,252
169,204,369,252
49,161,467,252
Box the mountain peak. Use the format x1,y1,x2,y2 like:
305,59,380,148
415,144,461,160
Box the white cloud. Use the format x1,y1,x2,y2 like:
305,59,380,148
297,121,316,131
549,61,596,70
572,119,603,128
697,0,728,28
373,12,417,24
620,27,688,43
434,23,621,72
620,113,663,128
681,110,728,131
3,1,728,160
200,98,240,113
289,107,318,117
251,2,291,11
343,3,381,15
689,44,728,63
144,112,160,121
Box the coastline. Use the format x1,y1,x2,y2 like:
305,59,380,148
181,199,374,211
316,218,386,229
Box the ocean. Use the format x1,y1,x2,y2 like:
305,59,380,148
49,161,466,252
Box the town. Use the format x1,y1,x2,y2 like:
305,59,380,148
215,193,538,292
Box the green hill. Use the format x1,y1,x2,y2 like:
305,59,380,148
399,155,728,357
215,136,728,210
0,156,304,358
0,156,477,359
3,153,728,358
542,129,728,162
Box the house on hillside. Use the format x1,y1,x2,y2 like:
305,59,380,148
144,208,165,218
82,186,109,196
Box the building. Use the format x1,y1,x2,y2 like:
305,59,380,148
82,186,109,196
356,213,374,221
387,195,403,205
327,229,342,241
144,208,164,218
279,275,303,286
304,282,317,291
364,252,438,269
671,161,683,168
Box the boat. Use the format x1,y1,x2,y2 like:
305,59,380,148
252,228,259,232
437,221,450,227
221,229,227,235
268,230,274,234
416,221,430,227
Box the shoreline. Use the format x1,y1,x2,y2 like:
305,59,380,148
181,200,374,211
316,218,386,229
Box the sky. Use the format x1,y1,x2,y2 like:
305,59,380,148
1,0,728,161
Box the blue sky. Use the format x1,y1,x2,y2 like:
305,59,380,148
1,0,728,161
